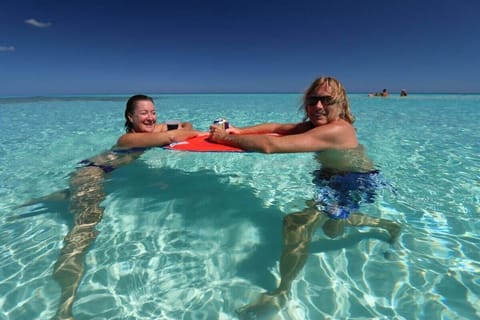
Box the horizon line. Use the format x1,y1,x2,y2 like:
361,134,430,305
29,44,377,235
1,91,480,99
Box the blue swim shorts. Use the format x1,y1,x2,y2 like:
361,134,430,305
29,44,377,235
313,169,393,219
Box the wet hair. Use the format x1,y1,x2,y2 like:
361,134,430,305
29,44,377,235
124,94,155,133
300,76,355,124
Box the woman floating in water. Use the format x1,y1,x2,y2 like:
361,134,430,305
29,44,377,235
210,76,401,319
20,94,200,320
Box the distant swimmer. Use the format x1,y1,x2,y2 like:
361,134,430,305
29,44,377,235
368,88,389,97
400,89,408,96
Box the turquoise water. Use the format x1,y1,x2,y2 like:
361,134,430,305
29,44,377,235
0,93,479,319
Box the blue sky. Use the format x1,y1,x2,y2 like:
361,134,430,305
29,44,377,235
1,0,480,95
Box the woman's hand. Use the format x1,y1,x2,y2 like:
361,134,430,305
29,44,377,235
180,122,194,130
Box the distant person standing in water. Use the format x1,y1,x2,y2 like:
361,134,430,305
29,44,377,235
368,88,389,97
400,89,408,96
48,94,200,320
210,76,401,319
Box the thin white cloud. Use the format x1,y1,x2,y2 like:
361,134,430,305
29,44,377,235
25,18,52,28
0,46,16,52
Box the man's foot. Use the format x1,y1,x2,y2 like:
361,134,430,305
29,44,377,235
236,291,288,320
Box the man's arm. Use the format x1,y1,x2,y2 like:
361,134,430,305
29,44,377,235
210,121,357,153
229,122,306,135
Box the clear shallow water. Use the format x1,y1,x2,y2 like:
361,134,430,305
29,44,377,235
0,93,479,319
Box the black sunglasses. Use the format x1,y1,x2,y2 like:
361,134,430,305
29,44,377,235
306,95,335,106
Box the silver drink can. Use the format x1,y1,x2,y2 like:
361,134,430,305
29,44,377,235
213,118,229,130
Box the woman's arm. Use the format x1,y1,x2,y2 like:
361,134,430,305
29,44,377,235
116,130,200,149
181,122,194,130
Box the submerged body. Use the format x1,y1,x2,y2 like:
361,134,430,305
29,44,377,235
49,95,199,320
315,144,374,173
52,149,143,319
313,146,390,220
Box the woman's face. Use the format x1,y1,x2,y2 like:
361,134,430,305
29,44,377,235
305,84,339,126
128,100,157,133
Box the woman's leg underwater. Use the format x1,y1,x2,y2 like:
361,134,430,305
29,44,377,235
52,167,105,320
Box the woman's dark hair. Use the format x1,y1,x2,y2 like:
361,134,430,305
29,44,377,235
124,94,155,133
